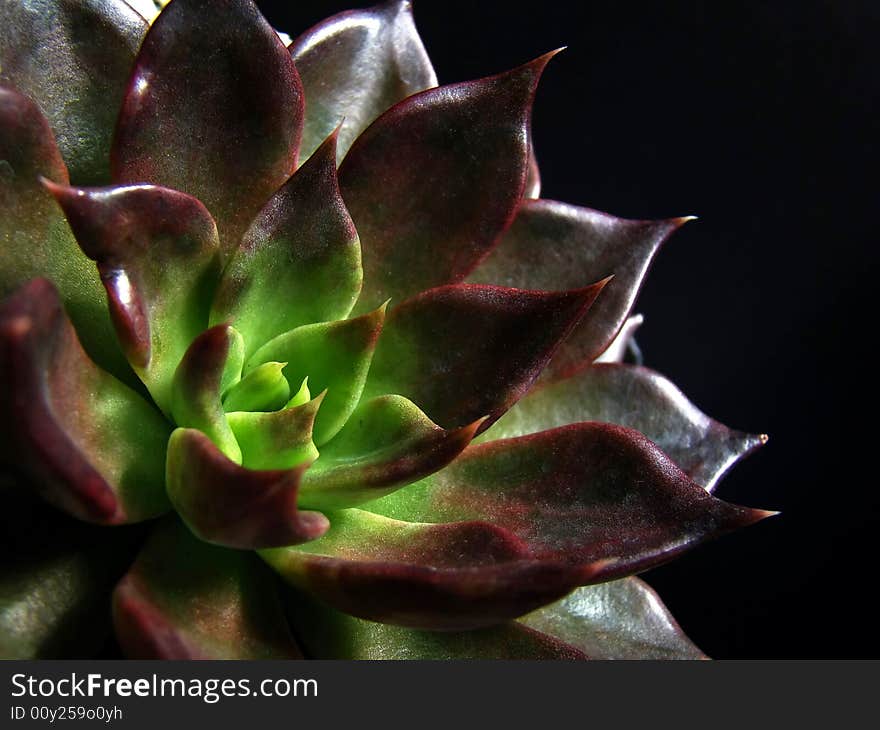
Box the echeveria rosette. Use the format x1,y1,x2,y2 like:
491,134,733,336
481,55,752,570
0,0,773,660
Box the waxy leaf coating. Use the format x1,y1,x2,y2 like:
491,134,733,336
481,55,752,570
113,0,304,255
113,517,302,659
0,279,171,524
340,53,556,312
46,181,222,415
483,363,766,491
212,131,361,359
364,283,607,431
469,200,689,375
166,428,329,549
291,0,438,164
0,0,147,183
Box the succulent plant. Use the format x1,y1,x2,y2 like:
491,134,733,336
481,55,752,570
0,0,773,660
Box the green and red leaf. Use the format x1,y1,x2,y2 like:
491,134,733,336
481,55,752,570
113,516,302,659
211,131,361,359
166,428,329,549
364,282,607,431
469,200,690,376
113,0,304,255
339,53,556,312
291,0,437,164
0,279,171,524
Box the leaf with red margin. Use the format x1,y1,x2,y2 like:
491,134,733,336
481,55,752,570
279,585,588,659
249,305,387,446
270,423,773,629
518,578,707,660
291,0,437,164
339,53,557,313
468,200,691,376
0,86,130,381
211,132,361,360
298,395,482,510
166,428,329,549
0,0,146,183
45,182,222,415
595,313,643,363
113,0,304,256
0,479,145,659
363,282,607,432
113,516,302,659
480,363,766,492
171,325,244,463
0,279,171,524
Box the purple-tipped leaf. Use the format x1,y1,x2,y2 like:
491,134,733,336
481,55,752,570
0,279,171,524
113,0,304,255
46,182,222,414
211,132,361,359
0,0,147,183
339,53,556,312
166,428,329,549
482,363,766,491
291,0,437,164
469,200,689,376
363,282,607,431
519,578,706,660
113,516,302,659
0,86,130,379
298,395,481,509
249,305,387,445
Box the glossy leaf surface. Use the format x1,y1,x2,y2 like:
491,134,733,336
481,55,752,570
469,200,689,375
595,313,643,363
113,517,302,659
46,182,222,414
298,395,480,509
339,54,555,312
0,0,146,183
482,363,766,491
249,305,386,445
291,0,437,163
364,283,606,431
113,0,304,255
0,279,170,524
166,428,329,549
211,132,361,358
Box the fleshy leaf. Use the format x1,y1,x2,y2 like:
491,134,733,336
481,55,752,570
222,362,290,413
595,313,643,363
0,279,171,524
211,132,361,358
519,578,706,660
45,181,222,414
363,282,607,431
249,305,387,446
166,428,329,549
171,325,244,463
113,0,304,255
298,395,481,509
1,480,144,659
281,586,587,660
481,363,766,491
0,85,130,380
291,0,437,164
226,394,322,471
524,143,541,198
339,53,556,312
468,200,690,376
113,516,302,659
262,508,604,630
0,0,147,183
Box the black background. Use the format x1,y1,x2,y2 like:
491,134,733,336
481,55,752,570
256,0,874,658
